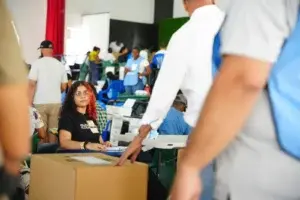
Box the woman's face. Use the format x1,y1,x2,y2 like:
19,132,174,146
74,85,90,107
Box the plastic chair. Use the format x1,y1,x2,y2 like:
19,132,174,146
101,120,112,142
98,80,125,104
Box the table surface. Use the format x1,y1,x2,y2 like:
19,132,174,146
114,134,187,149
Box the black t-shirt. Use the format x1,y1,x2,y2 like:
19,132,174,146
59,111,100,143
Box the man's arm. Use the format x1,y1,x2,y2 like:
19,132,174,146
181,56,271,170
28,80,36,105
0,0,30,175
0,84,30,174
180,0,294,171
140,37,187,136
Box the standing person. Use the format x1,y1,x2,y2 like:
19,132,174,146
79,51,90,81
117,1,224,200
89,46,101,85
149,44,166,88
169,1,300,200
28,40,68,143
124,47,151,95
0,0,30,198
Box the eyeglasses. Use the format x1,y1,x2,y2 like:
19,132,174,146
74,91,89,97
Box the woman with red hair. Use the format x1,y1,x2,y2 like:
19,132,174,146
59,81,110,151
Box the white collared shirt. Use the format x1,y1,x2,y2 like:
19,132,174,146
141,5,224,128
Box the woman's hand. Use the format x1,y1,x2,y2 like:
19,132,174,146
104,141,112,147
85,143,107,151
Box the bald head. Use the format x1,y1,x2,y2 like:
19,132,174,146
183,0,214,16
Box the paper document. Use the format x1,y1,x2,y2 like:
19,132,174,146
71,156,111,165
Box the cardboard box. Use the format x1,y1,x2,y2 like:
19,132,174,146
29,153,148,200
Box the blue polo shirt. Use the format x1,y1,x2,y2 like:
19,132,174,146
158,107,191,135
151,50,166,69
124,57,145,86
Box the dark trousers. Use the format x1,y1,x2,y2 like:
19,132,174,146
89,61,99,85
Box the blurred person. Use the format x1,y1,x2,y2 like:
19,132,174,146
149,44,167,88
169,1,300,200
89,46,101,85
158,94,191,135
59,81,111,150
102,48,116,63
28,40,68,143
79,51,90,81
117,1,224,200
118,46,130,64
124,47,151,95
0,0,30,198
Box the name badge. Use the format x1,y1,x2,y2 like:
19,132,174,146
90,128,99,134
131,64,138,71
87,120,95,127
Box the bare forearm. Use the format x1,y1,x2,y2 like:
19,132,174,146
0,84,30,163
60,140,82,150
28,83,36,104
181,57,270,170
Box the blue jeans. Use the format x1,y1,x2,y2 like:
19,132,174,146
89,61,99,85
200,163,214,200
125,79,144,95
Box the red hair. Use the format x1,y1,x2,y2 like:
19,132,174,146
84,83,97,121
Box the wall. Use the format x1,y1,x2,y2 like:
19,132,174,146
110,20,158,50
173,0,188,18
6,0,47,64
154,0,173,23
66,0,155,28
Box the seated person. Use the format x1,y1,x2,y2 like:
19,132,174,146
158,94,191,135
89,83,108,134
124,47,151,95
59,81,111,151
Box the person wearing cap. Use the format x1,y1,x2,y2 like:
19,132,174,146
117,1,224,200
158,94,191,135
28,40,68,143
0,0,30,198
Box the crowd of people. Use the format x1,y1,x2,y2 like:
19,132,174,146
1,0,300,200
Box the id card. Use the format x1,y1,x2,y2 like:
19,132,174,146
131,64,138,71
90,128,99,134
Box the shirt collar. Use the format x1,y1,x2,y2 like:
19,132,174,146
190,5,222,21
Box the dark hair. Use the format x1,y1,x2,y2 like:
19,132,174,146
106,72,118,80
108,48,113,53
119,46,127,53
61,81,97,120
93,46,100,52
132,47,140,52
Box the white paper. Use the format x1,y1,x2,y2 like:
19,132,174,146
106,146,127,152
71,156,111,165
123,99,136,108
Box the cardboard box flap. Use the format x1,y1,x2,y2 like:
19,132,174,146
32,153,147,169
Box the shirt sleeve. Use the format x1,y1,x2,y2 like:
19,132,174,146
0,0,27,84
58,115,73,133
141,35,188,129
28,62,38,81
218,0,299,63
